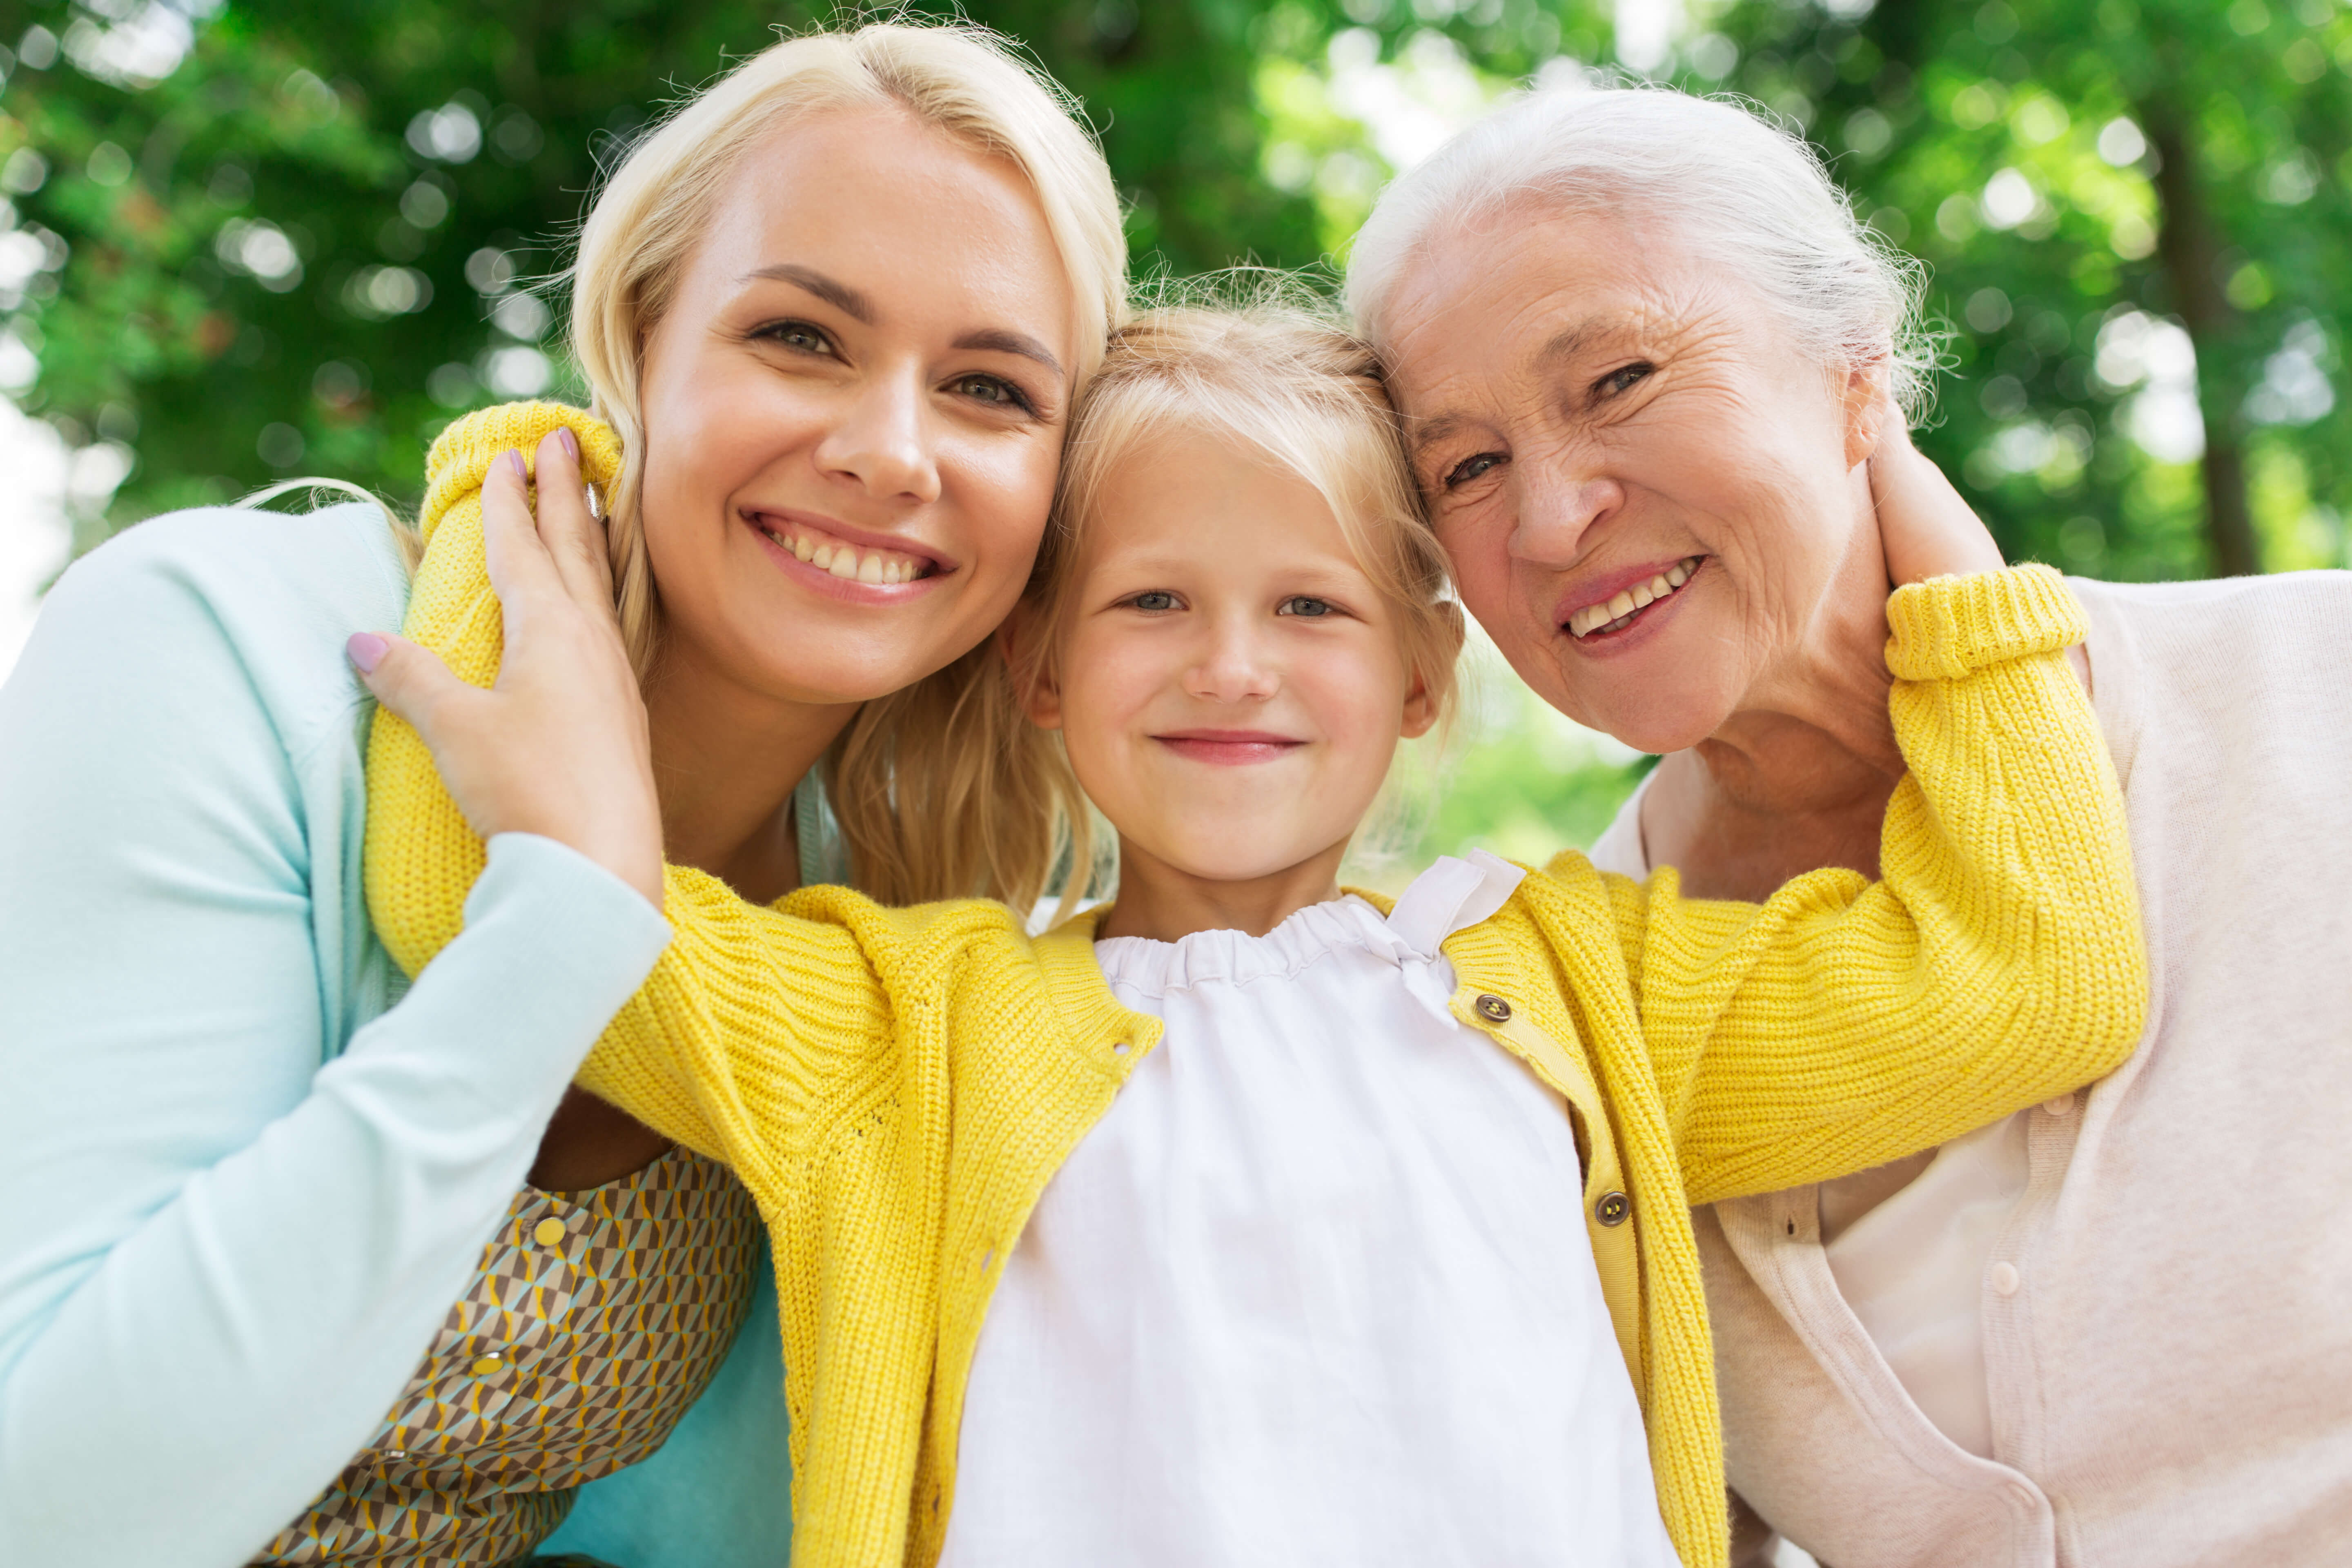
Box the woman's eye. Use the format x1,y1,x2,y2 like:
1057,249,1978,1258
761,321,834,356
1444,452,1504,489
1597,360,1654,398
1130,590,1178,612
1277,596,1335,618
952,374,1035,414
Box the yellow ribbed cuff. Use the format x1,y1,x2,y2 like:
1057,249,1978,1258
419,401,625,546
1884,563,2085,682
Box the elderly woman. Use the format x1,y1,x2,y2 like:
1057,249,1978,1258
1350,85,2352,1568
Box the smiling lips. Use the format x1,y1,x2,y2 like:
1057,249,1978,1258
1564,555,1705,639
749,515,936,586
1155,730,1305,765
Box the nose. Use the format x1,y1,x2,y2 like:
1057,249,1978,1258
1510,446,1624,568
811,365,942,505
1183,614,1281,705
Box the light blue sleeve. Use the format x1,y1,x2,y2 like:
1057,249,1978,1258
542,1250,795,1566
0,510,674,1568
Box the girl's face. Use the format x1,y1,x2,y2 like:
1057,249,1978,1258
1027,428,1440,887
634,105,1079,710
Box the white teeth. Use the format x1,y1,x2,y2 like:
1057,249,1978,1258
1567,557,1705,639
762,519,927,585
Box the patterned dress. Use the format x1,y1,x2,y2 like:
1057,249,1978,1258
251,1149,762,1566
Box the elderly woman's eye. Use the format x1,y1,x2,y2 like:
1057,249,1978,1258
1444,452,1504,489
1597,361,1654,398
1277,595,1335,618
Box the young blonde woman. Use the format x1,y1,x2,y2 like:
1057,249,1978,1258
0,21,1122,1568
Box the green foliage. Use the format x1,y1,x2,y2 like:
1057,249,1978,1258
4,0,2350,856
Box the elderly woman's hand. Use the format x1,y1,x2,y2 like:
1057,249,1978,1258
346,429,665,910
1869,411,2005,586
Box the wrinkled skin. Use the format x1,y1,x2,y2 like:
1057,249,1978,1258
1379,197,1920,899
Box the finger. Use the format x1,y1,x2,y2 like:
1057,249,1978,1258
347,630,480,744
480,448,568,641
531,426,618,610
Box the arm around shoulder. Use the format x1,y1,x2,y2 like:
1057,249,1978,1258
1620,565,2148,1203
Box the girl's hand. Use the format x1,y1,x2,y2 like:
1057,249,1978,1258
1869,407,2005,586
347,429,665,910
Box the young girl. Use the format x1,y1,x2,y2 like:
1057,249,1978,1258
353,306,2145,1568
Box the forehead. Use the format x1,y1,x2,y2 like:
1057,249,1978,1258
687,106,1076,340
1081,425,1361,570
1378,197,1735,406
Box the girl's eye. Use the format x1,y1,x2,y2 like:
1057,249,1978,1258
1596,360,1654,398
1130,590,1178,612
1444,452,1504,490
760,321,835,356
1277,596,1335,618
951,374,1036,414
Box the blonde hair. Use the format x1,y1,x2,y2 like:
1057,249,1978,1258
1008,292,1464,913
566,17,1128,905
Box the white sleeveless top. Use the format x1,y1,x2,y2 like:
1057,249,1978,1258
940,853,1679,1568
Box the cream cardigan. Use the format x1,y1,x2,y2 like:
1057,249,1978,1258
1596,570,2352,1568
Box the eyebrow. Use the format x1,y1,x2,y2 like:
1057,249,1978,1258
952,327,1062,377
748,263,874,323
1403,316,1620,457
1537,319,1606,368
745,264,1064,378
1405,414,1466,458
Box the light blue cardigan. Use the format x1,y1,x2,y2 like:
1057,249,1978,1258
0,503,793,1566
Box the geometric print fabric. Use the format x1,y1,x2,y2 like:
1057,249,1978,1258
250,1149,762,1566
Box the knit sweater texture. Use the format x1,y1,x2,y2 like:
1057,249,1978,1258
366,403,2149,1568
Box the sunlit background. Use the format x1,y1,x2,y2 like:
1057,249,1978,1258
4,0,2349,880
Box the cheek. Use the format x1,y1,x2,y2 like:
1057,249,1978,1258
1436,514,1519,626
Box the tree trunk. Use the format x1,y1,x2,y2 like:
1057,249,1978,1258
2143,99,2261,578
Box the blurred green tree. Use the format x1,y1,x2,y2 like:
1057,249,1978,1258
6,0,2350,860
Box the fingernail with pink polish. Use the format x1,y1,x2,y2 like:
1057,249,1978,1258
346,633,388,674
558,426,579,462
505,449,528,480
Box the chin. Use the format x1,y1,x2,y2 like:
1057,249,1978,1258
1544,653,1737,756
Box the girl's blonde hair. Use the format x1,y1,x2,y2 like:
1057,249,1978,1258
1008,294,1464,915
567,17,1128,905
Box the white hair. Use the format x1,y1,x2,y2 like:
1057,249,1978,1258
1345,83,1938,420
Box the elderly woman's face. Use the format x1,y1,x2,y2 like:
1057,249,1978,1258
1381,201,1883,753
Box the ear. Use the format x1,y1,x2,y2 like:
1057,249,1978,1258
1399,601,1466,741
1840,350,1894,472
998,610,1065,732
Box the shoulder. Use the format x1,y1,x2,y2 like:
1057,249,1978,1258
22,503,410,766
56,501,408,626
2069,569,2352,706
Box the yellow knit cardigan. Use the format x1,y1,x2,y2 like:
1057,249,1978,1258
365,403,2149,1568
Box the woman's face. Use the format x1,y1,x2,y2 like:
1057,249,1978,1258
1379,200,1885,754
634,106,1079,711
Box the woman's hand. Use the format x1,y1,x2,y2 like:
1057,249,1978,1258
348,428,665,911
1869,408,2006,586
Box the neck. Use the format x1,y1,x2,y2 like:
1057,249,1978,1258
1095,836,1351,944
1643,512,1907,900
641,637,862,906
